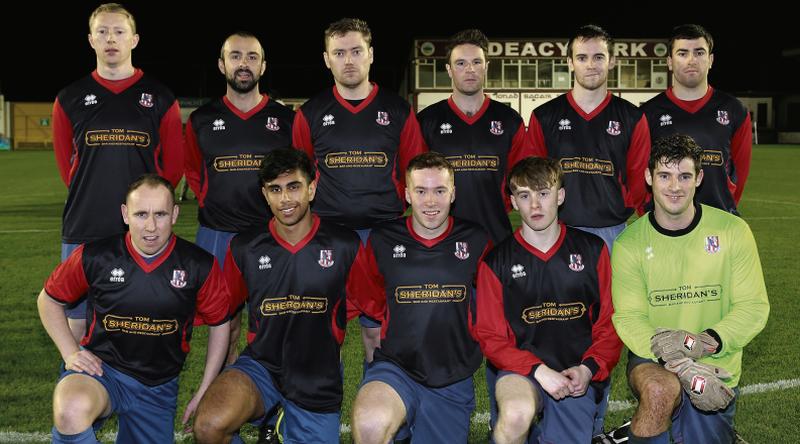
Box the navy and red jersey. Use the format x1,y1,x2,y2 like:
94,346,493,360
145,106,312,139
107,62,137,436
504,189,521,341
643,87,752,214
417,96,532,244
475,224,621,382
224,215,362,413
184,95,295,232
350,216,490,387
52,69,183,244
292,84,425,230
527,92,650,227
44,233,229,386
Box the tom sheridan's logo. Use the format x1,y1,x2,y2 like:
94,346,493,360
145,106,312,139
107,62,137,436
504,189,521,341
395,284,467,304
560,156,614,176
445,154,499,172
522,301,586,324
324,150,388,168
103,315,178,336
86,129,150,148
649,284,722,307
260,295,328,316
214,153,264,172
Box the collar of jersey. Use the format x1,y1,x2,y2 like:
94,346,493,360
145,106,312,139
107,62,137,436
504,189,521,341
333,82,379,114
666,86,714,114
447,94,490,125
222,94,270,120
648,202,703,237
405,215,454,248
566,90,612,121
269,214,320,253
92,68,144,95
125,232,177,273
513,221,566,261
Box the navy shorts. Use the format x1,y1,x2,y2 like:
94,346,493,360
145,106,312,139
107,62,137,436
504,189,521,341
362,360,475,443
195,225,237,269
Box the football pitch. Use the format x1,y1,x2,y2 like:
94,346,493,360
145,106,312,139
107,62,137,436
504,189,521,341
0,147,797,443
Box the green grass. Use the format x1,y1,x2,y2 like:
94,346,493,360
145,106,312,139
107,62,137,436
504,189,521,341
1,147,798,443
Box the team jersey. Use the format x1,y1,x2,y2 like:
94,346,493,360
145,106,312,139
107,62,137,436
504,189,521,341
350,216,490,387
643,87,752,214
611,204,769,387
292,84,425,229
527,92,650,227
184,95,294,232
224,215,362,412
475,224,621,382
418,96,532,244
44,233,229,386
52,69,183,243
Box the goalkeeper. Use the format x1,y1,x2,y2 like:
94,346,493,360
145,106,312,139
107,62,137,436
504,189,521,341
611,134,769,444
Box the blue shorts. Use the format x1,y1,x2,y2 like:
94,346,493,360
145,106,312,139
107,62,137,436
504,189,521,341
55,362,178,444
61,242,87,319
496,370,600,443
573,222,626,254
195,225,237,268
362,360,475,443
228,354,340,444
627,352,738,444
354,228,382,328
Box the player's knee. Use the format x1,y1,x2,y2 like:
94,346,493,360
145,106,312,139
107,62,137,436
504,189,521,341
352,403,395,443
193,408,228,444
53,393,95,435
496,398,535,438
639,373,681,410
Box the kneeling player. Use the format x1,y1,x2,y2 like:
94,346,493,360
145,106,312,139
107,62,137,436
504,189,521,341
475,157,622,443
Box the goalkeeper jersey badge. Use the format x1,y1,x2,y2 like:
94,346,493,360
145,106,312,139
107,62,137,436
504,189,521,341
705,236,720,254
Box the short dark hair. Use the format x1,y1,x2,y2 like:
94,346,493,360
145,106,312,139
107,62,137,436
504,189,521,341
89,3,136,34
669,24,714,54
649,134,704,175
406,152,455,183
446,29,489,64
567,24,613,59
258,148,316,185
324,18,371,50
508,157,563,195
126,174,174,205
220,31,265,60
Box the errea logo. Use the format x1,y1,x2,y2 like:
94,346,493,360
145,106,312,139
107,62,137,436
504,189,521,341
212,119,226,131
84,94,97,106
110,268,125,283
440,123,453,134
511,264,526,279
558,119,572,130
322,114,336,126
659,114,673,127
392,244,406,259
258,255,272,270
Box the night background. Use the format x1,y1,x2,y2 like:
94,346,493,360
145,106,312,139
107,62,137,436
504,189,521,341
1,2,798,102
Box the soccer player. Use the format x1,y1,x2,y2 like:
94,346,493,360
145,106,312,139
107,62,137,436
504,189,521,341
192,148,363,444
611,134,769,444
417,28,531,245
52,3,183,342
350,152,490,443
643,24,752,215
292,17,425,365
37,174,230,443
526,24,650,249
475,156,622,444
184,31,294,366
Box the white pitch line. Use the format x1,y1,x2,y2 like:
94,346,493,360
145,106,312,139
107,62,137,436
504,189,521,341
747,198,800,207
0,228,60,234
2,378,798,442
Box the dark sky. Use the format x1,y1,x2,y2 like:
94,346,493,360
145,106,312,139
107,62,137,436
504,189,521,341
2,2,797,102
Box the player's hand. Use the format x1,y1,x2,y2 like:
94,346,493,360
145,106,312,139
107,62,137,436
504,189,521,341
651,328,719,362
534,364,572,400
181,391,204,432
561,364,593,397
664,357,734,411
64,349,103,376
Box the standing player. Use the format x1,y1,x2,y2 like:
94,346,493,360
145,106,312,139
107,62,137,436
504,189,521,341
475,157,622,443
292,17,425,364
38,174,230,443
52,3,183,341
417,29,531,245
193,148,363,443
184,31,294,366
526,24,650,249
350,152,490,443
643,24,752,215
612,134,769,443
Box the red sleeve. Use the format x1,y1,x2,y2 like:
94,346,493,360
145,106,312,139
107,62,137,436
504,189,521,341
156,100,183,187
581,245,623,381
623,115,651,212
223,246,249,316
397,108,427,179
44,245,89,304
503,122,534,211
730,113,753,204
474,261,542,375
195,260,231,326
346,239,387,325
52,98,76,186
292,110,315,160
525,112,549,158
183,119,206,205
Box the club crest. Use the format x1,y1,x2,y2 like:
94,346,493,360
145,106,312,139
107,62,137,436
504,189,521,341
170,269,187,288
716,110,730,125
454,242,470,260
568,254,585,272
606,120,621,136
265,117,280,131
318,249,334,268
376,111,391,126
139,93,154,108
490,120,504,135
705,235,720,254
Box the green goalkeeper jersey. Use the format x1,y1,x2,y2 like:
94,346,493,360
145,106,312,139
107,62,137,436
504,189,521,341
612,204,769,386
